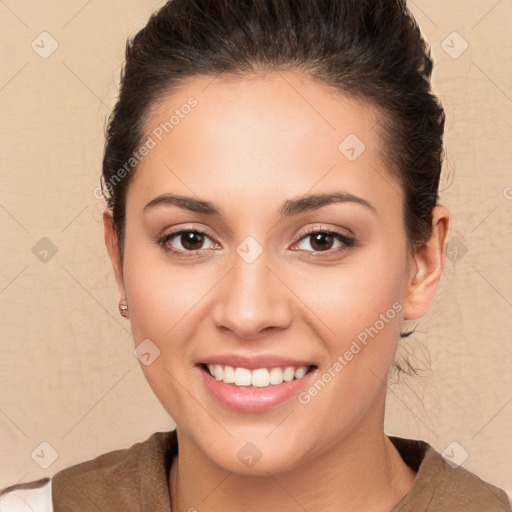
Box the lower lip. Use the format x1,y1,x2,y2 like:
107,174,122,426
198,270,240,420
197,365,317,412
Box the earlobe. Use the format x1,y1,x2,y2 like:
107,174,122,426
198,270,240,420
102,210,126,301
402,205,450,321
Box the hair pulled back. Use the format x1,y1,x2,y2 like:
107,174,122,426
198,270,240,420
102,0,444,253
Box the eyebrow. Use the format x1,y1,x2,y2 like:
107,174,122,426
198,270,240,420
143,191,376,217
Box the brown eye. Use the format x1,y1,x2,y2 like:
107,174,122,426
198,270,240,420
308,232,335,251
179,231,206,251
158,229,217,255
294,229,355,256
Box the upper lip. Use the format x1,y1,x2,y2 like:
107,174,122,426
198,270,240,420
197,354,317,370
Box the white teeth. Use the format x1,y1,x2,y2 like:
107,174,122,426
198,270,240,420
251,368,270,387
205,364,312,387
294,367,308,379
223,365,235,384
283,367,296,381
214,364,223,381
234,367,252,386
269,367,284,385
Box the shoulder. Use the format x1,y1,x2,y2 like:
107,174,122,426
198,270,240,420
0,478,52,512
0,430,177,512
425,446,511,510
50,429,175,482
427,451,512,511
389,436,512,512
51,429,177,509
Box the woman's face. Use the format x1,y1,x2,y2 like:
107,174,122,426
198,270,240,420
105,71,445,474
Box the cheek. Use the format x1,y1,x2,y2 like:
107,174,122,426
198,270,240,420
122,238,206,339
292,257,406,437
121,243,208,420
297,244,407,412
303,245,406,345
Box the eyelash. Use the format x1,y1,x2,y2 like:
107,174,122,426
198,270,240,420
156,226,356,259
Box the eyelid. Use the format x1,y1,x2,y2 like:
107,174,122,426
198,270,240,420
161,224,218,242
294,224,353,241
158,225,219,250
290,225,355,256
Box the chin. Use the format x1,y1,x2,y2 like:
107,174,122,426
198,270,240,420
192,424,311,476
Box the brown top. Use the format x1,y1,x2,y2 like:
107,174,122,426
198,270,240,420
388,437,511,511
10,430,511,511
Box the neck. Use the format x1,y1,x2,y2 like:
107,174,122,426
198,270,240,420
170,400,416,512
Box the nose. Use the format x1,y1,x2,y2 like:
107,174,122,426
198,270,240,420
211,248,292,340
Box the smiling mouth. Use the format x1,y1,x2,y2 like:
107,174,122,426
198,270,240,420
198,363,317,388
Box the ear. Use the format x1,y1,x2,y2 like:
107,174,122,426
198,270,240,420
402,205,450,320
103,210,126,301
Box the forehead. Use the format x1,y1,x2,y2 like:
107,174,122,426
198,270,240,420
130,71,402,220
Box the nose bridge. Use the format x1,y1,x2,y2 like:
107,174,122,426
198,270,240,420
212,240,291,338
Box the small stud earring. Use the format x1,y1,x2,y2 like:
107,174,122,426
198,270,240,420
118,301,129,318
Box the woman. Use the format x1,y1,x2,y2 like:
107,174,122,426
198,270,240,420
1,0,510,510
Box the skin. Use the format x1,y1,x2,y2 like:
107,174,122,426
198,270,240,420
103,70,449,512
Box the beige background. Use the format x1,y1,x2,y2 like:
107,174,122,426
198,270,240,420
1,0,511,502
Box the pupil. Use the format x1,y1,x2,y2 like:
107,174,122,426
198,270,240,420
182,232,203,250
311,233,333,251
